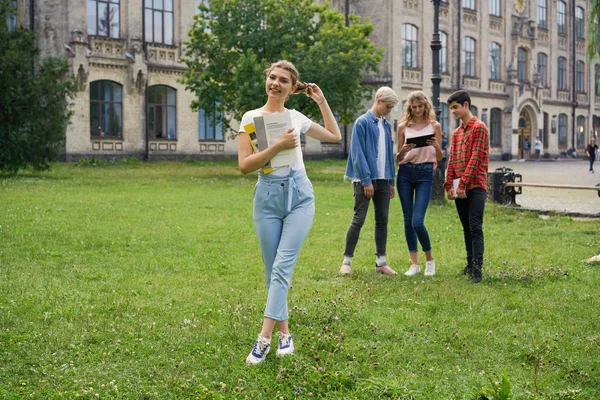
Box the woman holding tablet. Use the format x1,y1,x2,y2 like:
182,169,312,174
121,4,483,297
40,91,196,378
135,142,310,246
395,91,443,276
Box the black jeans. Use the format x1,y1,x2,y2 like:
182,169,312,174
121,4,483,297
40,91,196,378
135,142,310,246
343,180,391,257
590,156,595,172
455,187,486,265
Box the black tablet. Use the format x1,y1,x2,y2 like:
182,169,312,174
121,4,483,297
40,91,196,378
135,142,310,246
406,134,434,148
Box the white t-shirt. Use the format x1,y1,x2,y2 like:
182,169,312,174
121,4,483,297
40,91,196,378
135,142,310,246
376,117,386,179
240,108,313,176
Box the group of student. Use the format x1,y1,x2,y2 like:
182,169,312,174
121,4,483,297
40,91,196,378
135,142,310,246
237,60,490,366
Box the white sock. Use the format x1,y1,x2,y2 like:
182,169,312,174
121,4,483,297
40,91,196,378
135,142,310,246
376,255,387,266
343,256,352,265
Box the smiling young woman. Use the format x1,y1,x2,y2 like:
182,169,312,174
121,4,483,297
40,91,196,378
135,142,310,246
237,60,341,365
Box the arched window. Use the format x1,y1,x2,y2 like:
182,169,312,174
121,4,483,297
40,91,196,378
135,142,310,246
537,53,547,87
490,108,502,147
144,0,173,45
147,85,177,140
576,115,585,148
557,1,566,34
89,80,123,138
402,24,418,68
558,114,568,147
537,0,547,28
558,57,567,90
489,42,501,81
463,37,476,77
87,0,120,38
518,48,528,82
575,7,585,39
440,31,448,74
576,61,585,92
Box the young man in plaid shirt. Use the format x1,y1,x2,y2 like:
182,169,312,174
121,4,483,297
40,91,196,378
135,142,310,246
444,90,489,283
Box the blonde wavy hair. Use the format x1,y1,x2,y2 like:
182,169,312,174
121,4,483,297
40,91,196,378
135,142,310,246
264,60,299,87
400,91,437,127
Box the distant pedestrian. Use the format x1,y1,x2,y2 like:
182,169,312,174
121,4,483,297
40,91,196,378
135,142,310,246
445,90,489,284
586,137,598,173
524,137,530,160
534,137,542,160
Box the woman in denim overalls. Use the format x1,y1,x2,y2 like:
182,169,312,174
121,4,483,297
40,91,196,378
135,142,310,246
238,60,341,365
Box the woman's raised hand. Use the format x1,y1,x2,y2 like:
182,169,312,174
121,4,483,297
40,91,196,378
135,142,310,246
305,83,326,105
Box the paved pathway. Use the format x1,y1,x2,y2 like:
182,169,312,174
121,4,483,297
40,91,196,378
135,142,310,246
488,160,600,216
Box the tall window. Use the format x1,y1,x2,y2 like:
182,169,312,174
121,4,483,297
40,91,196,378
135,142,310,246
89,81,123,138
537,0,547,28
575,7,585,39
557,1,566,34
463,0,476,10
489,0,500,16
558,57,567,90
576,61,585,92
489,42,501,80
595,64,600,96
198,109,224,141
440,103,449,138
7,0,17,31
537,53,547,87
518,48,528,82
470,105,478,117
440,31,448,74
87,0,120,38
147,85,177,140
402,24,418,68
145,0,174,45
576,115,585,147
463,37,476,77
490,108,502,147
558,114,567,147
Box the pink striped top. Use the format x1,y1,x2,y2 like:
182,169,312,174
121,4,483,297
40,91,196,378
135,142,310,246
399,123,437,167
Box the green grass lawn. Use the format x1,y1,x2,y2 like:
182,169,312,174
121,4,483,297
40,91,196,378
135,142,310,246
1,160,599,399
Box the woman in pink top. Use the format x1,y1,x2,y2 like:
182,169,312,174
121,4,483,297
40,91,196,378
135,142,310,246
395,91,443,276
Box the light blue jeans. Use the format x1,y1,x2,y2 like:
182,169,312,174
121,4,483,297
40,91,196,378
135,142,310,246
253,169,315,321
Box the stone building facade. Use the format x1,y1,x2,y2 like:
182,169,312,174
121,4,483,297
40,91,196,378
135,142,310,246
9,0,600,160
326,0,600,159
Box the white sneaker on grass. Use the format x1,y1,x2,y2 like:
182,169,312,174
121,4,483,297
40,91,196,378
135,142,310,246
404,264,420,276
424,260,436,276
276,332,294,357
246,335,271,366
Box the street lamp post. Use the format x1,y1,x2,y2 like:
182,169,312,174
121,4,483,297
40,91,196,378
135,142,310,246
430,0,445,200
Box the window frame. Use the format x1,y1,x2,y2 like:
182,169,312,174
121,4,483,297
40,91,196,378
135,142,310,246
198,108,224,142
489,0,501,16
575,6,585,39
537,52,547,88
558,57,567,90
147,85,178,140
87,0,120,39
537,0,547,29
576,60,585,93
490,108,502,147
89,80,124,139
402,24,419,69
518,47,528,83
463,37,476,77
463,0,476,10
440,31,448,74
489,42,501,81
144,0,174,46
558,113,568,147
576,115,585,148
557,1,566,34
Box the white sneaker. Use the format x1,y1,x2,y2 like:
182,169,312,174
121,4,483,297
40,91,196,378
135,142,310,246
424,260,436,276
404,264,420,276
246,335,271,365
339,263,352,275
276,332,294,357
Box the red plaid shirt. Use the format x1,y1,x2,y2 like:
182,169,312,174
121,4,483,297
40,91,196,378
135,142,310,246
444,116,490,193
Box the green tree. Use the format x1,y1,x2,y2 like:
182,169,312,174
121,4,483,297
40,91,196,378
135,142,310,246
588,1,600,59
0,0,76,173
181,0,382,135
